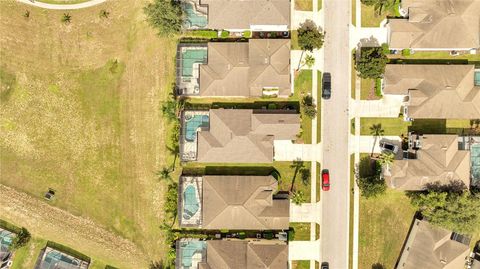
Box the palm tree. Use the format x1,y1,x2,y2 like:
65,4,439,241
61,13,71,24
374,0,395,16
291,191,306,205
378,152,395,175
302,54,315,69
156,167,172,182
370,123,384,157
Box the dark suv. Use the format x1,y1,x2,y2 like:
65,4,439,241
322,72,331,99
321,262,329,269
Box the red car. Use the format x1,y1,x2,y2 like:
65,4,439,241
322,169,330,191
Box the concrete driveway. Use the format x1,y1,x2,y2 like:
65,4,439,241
350,135,402,154
289,241,321,261
290,202,322,224
350,95,404,118
274,140,322,161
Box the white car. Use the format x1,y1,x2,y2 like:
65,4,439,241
380,141,399,154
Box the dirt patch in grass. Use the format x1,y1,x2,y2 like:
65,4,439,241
0,0,177,265
359,190,416,269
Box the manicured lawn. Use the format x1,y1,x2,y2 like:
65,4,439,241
359,190,416,269
295,0,313,11
291,30,300,50
360,78,378,100
292,260,311,269
318,0,322,10
351,0,356,26
389,51,480,64
294,70,313,144
361,3,399,27
360,117,409,136
351,56,357,99
316,162,321,202
0,1,177,267
349,154,355,269
290,222,311,240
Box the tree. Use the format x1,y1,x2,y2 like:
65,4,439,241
144,0,183,36
99,9,110,19
303,54,315,69
355,47,388,79
61,13,71,24
378,152,395,173
357,175,386,198
157,167,172,182
369,123,384,156
374,0,395,15
302,95,317,119
10,228,31,250
23,10,30,19
298,20,325,51
291,190,306,205
164,183,178,225
411,191,480,234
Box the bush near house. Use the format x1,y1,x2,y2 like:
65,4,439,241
357,156,386,198
355,47,388,79
220,30,230,38
401,48,411,56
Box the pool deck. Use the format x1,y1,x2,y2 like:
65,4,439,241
177,45,208,96
181,111,210,161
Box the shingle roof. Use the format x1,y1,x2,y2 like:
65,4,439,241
201,0,290,30
198,240,288,269
199,40,291,97
386,135,470,190
383,64,480,119
396,219,470,269
202,175,289,230
388,0,480,49
196,109,300,163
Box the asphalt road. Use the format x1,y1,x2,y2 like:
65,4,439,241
320,0,352,268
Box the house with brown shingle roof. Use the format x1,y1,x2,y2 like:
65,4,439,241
179,175,289,230
383,64,480,120
180,109,300,163
396,219,470,269
176,239,288,269
202,0,290,31
387,0,480,50
385,134,471,191
179,39,291,97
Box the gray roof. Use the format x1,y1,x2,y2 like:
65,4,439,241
201,0,290,30
199,240,288,269
202,175,289,230
396,219,470,269
386,135,470,190
196,109,300,163
200,39,291,97
388,0,480,49
384,64,480,119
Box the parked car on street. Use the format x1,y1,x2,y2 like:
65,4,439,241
322,169,330,191
380,141,399,154
322,72,331,99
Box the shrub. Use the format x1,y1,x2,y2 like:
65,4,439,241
10,227,31,250
242,30,252,38
288,228,296,241
374,78,382,97
220,30,230,38
267,103,277,110
401,48,411,56
357,156,386,198
187,30,218,39
144,0,183,36
381,43,390,54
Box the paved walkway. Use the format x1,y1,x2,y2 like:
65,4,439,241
274,140,322,161
16,0,106,10
350,95,404,118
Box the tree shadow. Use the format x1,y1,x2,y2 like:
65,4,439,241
424,180,467,193
290,159,305,192
357,36,380,51
371,263,385,269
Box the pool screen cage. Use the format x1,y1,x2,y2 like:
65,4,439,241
176,43,208,96
178,176,203,227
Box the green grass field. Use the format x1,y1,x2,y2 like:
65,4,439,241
290,222,311,240
359,190,416,269
0,1,177,267
295,0,313,11
360,118,473,136
294,70,313,144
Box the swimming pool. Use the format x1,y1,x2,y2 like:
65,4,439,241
182,2,208,29
179,240,206,268
181,48,208,78
183,185,200,220
0,229,13,247
185,114,209,142
474,71,480,86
